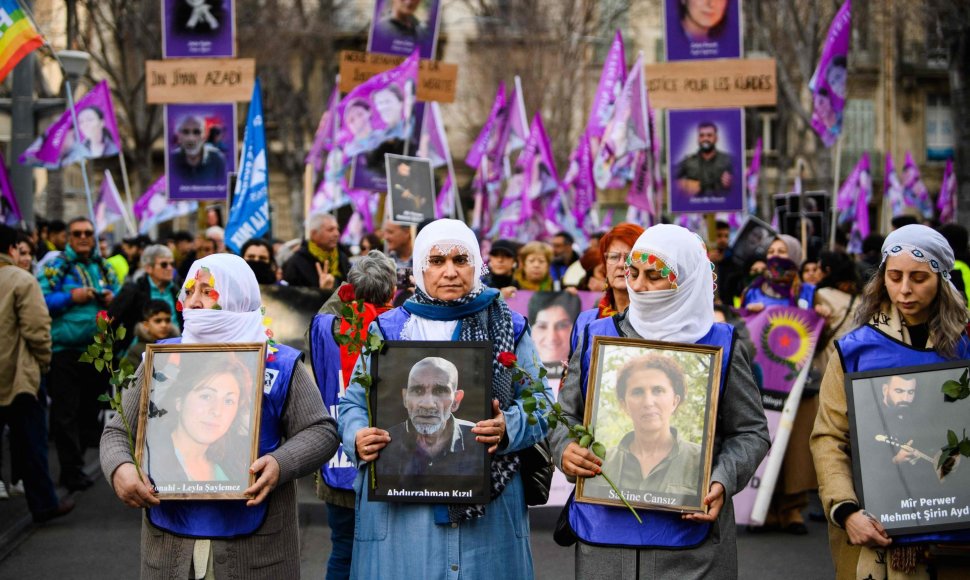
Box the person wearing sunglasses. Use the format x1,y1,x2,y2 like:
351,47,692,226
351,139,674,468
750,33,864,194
171,114,227,184
37,216,121,492
108,244,183,354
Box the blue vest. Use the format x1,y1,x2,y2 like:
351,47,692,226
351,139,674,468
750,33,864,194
308,313,357,490
376,306,528,345
569,316,735,548
570,308,599,356
836,324,970,546
146,339,301,539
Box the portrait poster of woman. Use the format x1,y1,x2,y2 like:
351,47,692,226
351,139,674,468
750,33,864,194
577,337,722,513
135,343,266,500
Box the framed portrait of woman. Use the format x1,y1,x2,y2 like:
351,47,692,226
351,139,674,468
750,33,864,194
576,337,722,513
135,343,267,500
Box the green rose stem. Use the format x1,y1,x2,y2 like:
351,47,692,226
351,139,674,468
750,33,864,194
81,312,143,478
335,296,384,488
939,369,970,473
499,352,642,524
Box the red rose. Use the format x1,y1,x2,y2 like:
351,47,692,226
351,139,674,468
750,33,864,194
497,352,517,368
337,283,356,302
97,310,111,323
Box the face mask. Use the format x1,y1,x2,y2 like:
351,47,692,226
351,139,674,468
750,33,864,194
246,260,276,285
699,142,715,153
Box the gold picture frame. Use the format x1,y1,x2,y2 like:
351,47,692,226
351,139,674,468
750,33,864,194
135,342,267,500
576,336,723,514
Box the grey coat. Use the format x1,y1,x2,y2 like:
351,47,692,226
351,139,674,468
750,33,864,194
549,314,770,580
101,361,338,580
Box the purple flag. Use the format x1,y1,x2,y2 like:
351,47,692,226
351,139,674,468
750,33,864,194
335,51,419,155
884,153,908,218
20,80,122,169
809,0,851,148
593,53,650,189
133,176,198,234
627,150,655,215
418,102,451,169
902,151,933,219
741,306,825,394
745,138,763,215
96,170,133,234
494,78,530,161
435,173,454,219
0,150,22,226
306,86,340,172
837,153,871,254
587,31,627,141
465,83,507,170
938,159,957,224
565,135,596,229
341,189,375,245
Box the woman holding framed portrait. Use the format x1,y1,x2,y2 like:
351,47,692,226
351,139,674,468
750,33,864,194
812,225,970,578
100,254,339,579
338,219,554,579
550,224,769,579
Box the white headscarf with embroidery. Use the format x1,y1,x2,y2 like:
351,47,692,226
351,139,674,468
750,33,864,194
411,219,487,295
178,254,271,345
626,224,716,343
881,224,957,288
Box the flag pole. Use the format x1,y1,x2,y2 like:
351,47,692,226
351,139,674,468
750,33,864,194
829,138,842,248
116,153,137,236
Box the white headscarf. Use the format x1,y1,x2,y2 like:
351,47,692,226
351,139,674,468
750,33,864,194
625,224,715,343
404,219,488,341
881,224,955,280
411,219,487,295
178,254,269,344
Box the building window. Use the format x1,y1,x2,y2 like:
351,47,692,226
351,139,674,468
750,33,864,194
926,94,954,162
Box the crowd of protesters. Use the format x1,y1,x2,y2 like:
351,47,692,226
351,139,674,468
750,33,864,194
1,207,969,579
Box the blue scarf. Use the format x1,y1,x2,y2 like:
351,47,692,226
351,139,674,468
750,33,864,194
403,287,500,323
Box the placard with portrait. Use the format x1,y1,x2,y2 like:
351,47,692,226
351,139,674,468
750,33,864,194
576,337,722,514
136,343,266,500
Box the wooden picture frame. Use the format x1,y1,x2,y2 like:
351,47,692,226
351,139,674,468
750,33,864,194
845,360,970,536
369,341,492,504
136,342,267,500
576,336,723,514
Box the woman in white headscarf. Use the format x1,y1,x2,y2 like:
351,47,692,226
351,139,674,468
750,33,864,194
812,225,970,579
338,219,554,579
550,224,769,580
100,254,339,579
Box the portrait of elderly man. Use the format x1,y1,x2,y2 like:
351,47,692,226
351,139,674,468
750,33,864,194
376,356,480,478
170,114,227,183
375,0,429,43
675,121,733,197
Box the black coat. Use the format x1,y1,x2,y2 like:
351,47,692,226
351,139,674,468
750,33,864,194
108,274,183,351
282,241,351,288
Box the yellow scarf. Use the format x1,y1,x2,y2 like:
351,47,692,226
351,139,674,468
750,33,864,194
307,241,341,277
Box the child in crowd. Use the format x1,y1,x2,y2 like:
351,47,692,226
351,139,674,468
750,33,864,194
125,300,178,367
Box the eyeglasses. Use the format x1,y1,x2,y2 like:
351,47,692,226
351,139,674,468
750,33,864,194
604,252,629,265
70,230,94,238
156,261,174,268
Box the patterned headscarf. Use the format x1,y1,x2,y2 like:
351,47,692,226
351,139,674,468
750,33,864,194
881,224,955,283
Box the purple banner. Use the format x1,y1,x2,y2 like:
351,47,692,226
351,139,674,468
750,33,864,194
19,80,121,169
593,53,649,189
664,0,742,61
162,0,235,58
565,134,596,229
367,0,441,59
95,170,132,234
0,150,22,226
884,153,907,218
133,176,167,223
668,108,744,213
417,101,450,169
164,103,236,201
587,30,626,141
938,159,956,224
902,151,933,219
337,51,419,152
741,306,825,395
809,0,851,148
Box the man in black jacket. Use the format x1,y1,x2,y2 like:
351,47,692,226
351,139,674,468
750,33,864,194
283,213,351,289
108,244,182,351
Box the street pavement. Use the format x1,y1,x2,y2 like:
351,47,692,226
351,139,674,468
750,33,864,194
0,455,834,579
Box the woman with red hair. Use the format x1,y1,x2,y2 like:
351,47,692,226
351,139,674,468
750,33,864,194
569,223,645,353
